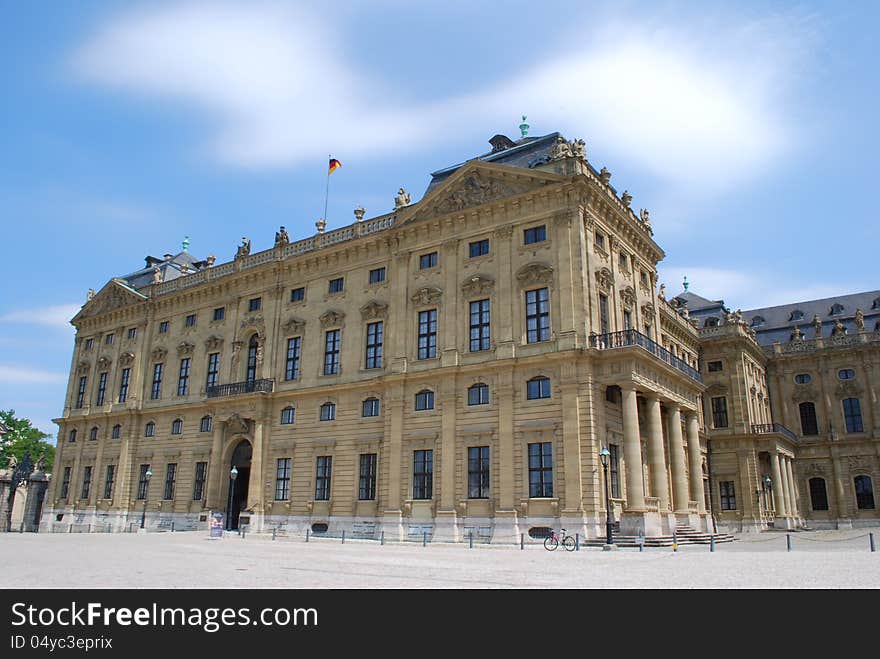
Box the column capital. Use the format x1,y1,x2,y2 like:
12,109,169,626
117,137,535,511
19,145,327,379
666,400,681,412
618,381,638,392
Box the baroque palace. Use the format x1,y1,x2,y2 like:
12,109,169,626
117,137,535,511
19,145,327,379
44,129,880,541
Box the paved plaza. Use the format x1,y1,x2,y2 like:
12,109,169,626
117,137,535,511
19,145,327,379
1,528,878,588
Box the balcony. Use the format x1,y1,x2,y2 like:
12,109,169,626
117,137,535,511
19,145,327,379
206,378,275,399
589,329,703,384
751,423,799,443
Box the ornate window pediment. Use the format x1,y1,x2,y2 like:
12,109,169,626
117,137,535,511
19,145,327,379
791,384,818,402
594,267,613,293
619,286,636,308
641,303,655,318
461,274,495,297
515,262,554,287
204,335,224,351
360,301,388,320
836,380,863,397
76,360,90,374
151,346,167,361
239,314,265,339
282,316,306,334
97,356,112,370
410,286,443,306
119,351,135,367
320,310,346,328
177,341,195,356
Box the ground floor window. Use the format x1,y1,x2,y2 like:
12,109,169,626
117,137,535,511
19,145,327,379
719,481,736,510
413,450,433,499
528,442,553,498
855,475,875,510
809,477,828,511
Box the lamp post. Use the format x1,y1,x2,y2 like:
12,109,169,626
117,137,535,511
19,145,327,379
599,448,614,547
226,466,238,531
140,468,152,529
763,475,772,514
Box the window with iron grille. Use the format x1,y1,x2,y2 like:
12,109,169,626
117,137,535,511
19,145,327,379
417,309,437,359
415,390,434,411
60,467,71,500
177,358,191,396
469,239,489,258
711,396,728,429
285,337,301,380
609,444,620,498
163,463,177,500
469,299,490,352
192,462,207,501
720,481,736,510
280,406,295,424
467,383,489,406
468,446,490,499
171,418,183,435
315,456,332,500
200,415,212,432
111,424,121,440
323,330,340,375
103,464,115,500
523,225,546,245
359,453,377,500
95,372,107,405
275,458,291,500
365,321,383,369
843,398,863,433
151,363,163,400
362,397,380,417
80,466,92,500
369,267,386,284
419,252,438,269
525,288,550,342
528,442,553,498
118,368,130,402
328,277,344,294
320,402,336,421
76,376,87,408
136,464,150,500
206,353,220,389
413,450,433,499
290,287,305,302
526,376,551,400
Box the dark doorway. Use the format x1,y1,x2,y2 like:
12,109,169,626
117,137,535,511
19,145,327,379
227,440,252,530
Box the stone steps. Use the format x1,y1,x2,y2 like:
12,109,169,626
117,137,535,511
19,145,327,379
583,525,736,547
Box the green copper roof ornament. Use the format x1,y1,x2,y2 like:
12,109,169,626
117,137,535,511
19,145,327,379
519,115,529,138
683,275,689,292
182,236,190,252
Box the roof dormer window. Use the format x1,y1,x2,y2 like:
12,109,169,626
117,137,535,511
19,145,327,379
789,309,804,321
830,303,844,316
751,316,765,327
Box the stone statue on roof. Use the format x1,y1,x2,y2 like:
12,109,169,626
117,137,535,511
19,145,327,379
854,308,865,331
235,237,251,260
275,226,290,246
639,208,652,234
549,136,573,161
599,167,611,184
658,283,666,300
812,314,822,338
152,267,162,284
621,190,632,207
570,138,586,160
394,188,412,210
831,319,847,337
205,254,216,267
790,325,803,341
87,288,95,301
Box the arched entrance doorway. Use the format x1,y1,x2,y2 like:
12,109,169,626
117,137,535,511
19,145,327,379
226,439,252,530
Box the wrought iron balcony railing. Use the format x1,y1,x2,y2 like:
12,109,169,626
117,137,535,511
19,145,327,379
750,423,799,443
206,378,275,399
589,329,703,384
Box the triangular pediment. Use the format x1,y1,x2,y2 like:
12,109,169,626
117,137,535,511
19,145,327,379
399,161,567,225
72,279,147,324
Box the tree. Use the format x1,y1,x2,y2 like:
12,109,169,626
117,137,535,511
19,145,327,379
0,410,55,473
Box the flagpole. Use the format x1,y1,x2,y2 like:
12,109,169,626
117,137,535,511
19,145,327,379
323,154,331,222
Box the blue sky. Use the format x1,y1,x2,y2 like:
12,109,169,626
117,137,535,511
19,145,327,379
1,1,878,436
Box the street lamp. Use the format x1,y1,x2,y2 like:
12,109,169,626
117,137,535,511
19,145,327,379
599,447,614,547
140,468,152,529
226,466,238,531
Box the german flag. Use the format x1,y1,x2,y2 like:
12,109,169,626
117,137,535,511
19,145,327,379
328,157,342,174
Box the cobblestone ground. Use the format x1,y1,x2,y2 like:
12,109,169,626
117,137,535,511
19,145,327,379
1,528,878,588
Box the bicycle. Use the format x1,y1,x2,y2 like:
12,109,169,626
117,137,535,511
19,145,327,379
544,528,576,551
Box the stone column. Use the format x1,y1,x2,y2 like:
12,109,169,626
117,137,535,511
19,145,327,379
620,385,645,511
770,452,788,521
246,420,264,513
830,451,852,528
560,381,587,538
778,454,793,522
382,383,405,540
784,457,799,522
434,378,459,541
644,395,670,511
441,239,459,367
206,420,225,510
493,225,515,359
737,450,761,532
686,412,706,514
553,211,578,349
493,367,519,542
667,403,689,514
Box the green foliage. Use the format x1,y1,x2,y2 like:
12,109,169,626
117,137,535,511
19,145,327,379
0,409,55,473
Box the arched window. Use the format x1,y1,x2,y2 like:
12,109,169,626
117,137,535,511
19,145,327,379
789,309,804,321
794,373,811,384
526,376,551,400
280,406,295,425
750,315,765,327
362,398,380,417
319,402,336,421
200,415,212,432
246,334,258,383
468,383,489,406
111,424,121,440
809,477,828,511
68,429,77,443
854,475,875,510
838,368,856,380
171,418,183,435
89,426,98,441
144,421,155,437
798,402,818,436
829,303,844,316
415,390,434,411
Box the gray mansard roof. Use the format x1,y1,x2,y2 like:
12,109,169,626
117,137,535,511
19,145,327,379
121,251,209,291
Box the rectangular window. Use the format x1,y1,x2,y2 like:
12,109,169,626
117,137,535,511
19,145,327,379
323,330,341,375
96,372,107,406
528,442,553,498
60,467,71,500
469,239,489,258
720,481,737,510
213,307,225,321
640,271,649,287
711,396,729,429
413,450,433,499
285,337,302,380
467,446,490,499
206,353,220,389
362,398,379,417
843,398,863,433
365,321,384,369
609,444,620,498
469,299,491,352
76,376,87,409
85,338,94,350
707,361,723,372
177,358,191,396
151,364,163,400
275,458,292,501
128,327,137,340
358,453,377,500
623,310,632,331
192,462,207,501
598,294,609,334
80,466,92,500
163,463,177,500
595,232,605,250
185,313,196,328
290,287,305,302
525,288,550,343
158,321,169,334
799,402,819,436
417,309,438,359
419,252,438,269
315,456,332,501
328,277,344,294
619,251,629,271
523,225,546,245
118,368,130,403
136,464,150,500
248,297,262,312
103,464,115,500
369,267,386,284
105,334,114,345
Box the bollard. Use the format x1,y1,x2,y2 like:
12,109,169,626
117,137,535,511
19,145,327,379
672,531,677,553
576,533,580,551
469,531,473,549
520,534,524,551
422,531,427,547
272,527,277,541
380,530,385,546
171,521,175,533
241,526,246,539
870,532,876,553
710,535,715,553
306,528,310,543
341,530,346,545
786,534,791,552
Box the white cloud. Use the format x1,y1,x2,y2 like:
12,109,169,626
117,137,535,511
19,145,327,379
0,365,68,385
0,304,80,329
70,3,813,192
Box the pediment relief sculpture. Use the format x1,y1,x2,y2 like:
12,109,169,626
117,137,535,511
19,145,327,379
320,310,346,328
431,171,541,217
804,462,826,476
848,456,871,471
641,303,655,318
791,384,818,402
119,351,136,367
619,286,636,308
177,341,195,356
705,383,728,396
360,301,388,320
410,286,443,306
239,315,265,337
461,274,495,297
594,267,614,293
151,346,167,361
204,335,224,351
97,356,112,370
836,380,863,397
226,413,250,435
76,360,90,374
77,282,145,320
515,262,554,287
282,317,306,334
